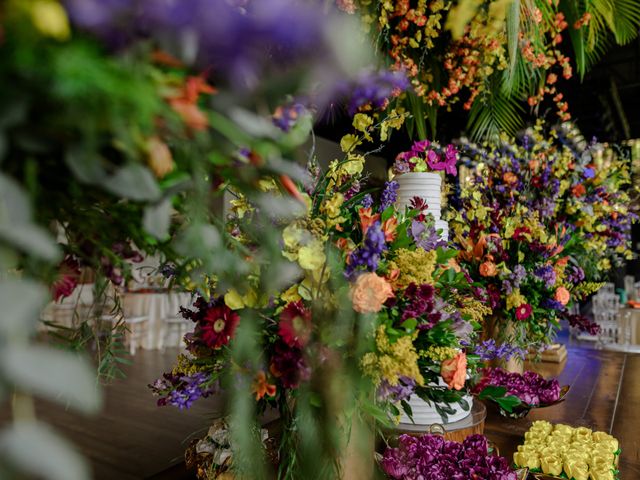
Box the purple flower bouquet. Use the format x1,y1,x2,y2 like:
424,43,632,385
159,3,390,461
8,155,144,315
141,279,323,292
473,368,570,419
379,434,521,480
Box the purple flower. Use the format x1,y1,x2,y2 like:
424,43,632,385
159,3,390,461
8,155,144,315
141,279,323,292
410,220,446,251
360,194,373,208
65,0,327,90
475,368,561,406
272,102,308,132
345,221,387,278
534,265,556,288
566,265,585,284
583,167,595,179
337,69,409,115
379,180,399,212
542,298,565,311
565,312,600,335
381,433,516,480
474,339,526,361
377,376,416,402
149,372,216,409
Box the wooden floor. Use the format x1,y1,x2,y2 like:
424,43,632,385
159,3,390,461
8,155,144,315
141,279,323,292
1,344,639,479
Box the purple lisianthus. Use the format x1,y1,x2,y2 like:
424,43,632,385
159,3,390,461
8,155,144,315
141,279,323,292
474,367,561,407
377,376,416,402
541,298,565,311
379,180,399,212
410,219,446,251
381,433,516,480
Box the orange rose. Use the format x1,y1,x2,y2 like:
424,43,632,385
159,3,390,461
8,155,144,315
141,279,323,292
350,272,394,314
555,287,570,305
479,261,497,277
441,352,467,390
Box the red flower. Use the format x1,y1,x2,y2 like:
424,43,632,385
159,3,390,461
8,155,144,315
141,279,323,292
515,303,533,321
199,305,240,349
512,227,531,242
278,301,312,348
52,256,80,301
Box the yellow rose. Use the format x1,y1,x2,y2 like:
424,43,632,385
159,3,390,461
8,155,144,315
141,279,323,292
540,454,563,476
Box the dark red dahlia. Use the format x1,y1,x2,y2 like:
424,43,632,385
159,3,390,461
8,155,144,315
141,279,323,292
269,341,310,389
198,305,240,349
278,300,312,348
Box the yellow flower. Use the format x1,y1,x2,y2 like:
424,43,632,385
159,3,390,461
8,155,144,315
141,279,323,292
257,178,278,192
389,248,437,288
281,284,302,303
230,194,254,219
353,113,373,135
422,346,458,362
343,153,365,176
30,0,70,40
506,289,527,311
380,108,407,141
340,134,361,153
361,326,424,386
224,289,245,310
297,238,326,271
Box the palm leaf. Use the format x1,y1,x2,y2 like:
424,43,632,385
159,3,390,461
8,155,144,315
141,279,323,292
467,84,525,141
504,0,522,91
612,0,640,44
561,0,588,78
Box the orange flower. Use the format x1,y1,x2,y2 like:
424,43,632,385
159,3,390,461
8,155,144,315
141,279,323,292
503,172,518,184
251,371,276,400
358,207,381,235
279,174,305,203
167,74,217,131
382,217,398,242
447,258,461,273
146,136,174,178
479,261,497,277
571,184,586,197
386,269,400,283
350,272,394,314
555,287,570,305
441,352,467,390
555,256,569,267
336,238,352,253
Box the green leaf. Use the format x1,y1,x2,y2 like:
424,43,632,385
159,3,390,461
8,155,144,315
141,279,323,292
102,163,161,201
174,223,221,258
143,198,172,240
0,422,90,480
0,346,102,414
477,385,508,400
505,0,522,87
467,83,524,141
400,399,413,418
401,318,418,332
0,224,61,262
0,280,48,336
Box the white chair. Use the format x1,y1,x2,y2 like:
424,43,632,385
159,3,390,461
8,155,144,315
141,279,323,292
101,294,149,355
161,293,192,350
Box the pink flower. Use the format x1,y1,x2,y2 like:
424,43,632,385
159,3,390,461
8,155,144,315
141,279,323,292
515,303,533,321
51,257,80,301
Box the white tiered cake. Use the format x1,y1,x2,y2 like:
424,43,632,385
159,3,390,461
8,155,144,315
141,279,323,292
394,172,471,425
395,172,449,241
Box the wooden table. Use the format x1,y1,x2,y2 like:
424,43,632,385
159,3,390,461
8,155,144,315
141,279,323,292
484,346,640,480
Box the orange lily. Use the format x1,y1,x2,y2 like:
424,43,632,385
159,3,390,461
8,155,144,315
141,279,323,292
382,217,398,242
358,207,381,235
279,174,305,203
252,371,276,400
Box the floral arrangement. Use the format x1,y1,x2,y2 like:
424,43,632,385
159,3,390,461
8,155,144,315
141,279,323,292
473,367,568,418
450,122,636,349
151,113,491,479
514,420,621,480
380,433,518,480
393,140,458,176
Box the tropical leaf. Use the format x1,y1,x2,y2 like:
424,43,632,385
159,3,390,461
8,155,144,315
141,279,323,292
467,84,525,141
612,0,640,44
